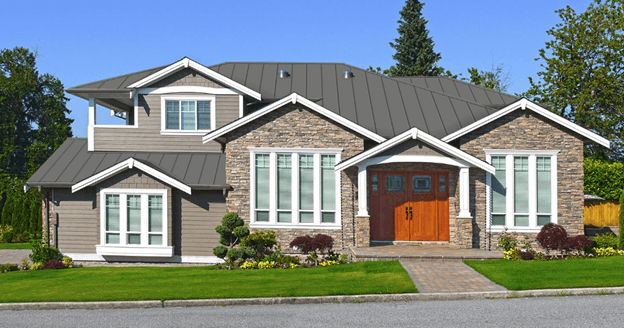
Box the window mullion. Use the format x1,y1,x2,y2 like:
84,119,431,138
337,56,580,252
551,155,558,224
313,153,321,224
141,194,148,246
528,155,537,229
292,153,299,225
178,101,182,130
194,101,198,131
120,194,128,246
269,152,277,224
505,155,514,227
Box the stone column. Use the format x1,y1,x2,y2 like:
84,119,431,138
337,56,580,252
355,165,370,247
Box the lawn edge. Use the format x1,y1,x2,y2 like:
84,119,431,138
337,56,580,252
3,286,624,311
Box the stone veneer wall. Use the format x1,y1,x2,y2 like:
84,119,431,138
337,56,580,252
459,110,585,249
366,162,466,247
223,104,366,251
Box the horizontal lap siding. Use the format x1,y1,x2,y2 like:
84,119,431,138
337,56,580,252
54,188,98,253
94,93,238,152
175,190,225,256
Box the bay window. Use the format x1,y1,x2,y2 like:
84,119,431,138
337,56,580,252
486,150,558,232
98,188,172,257
250,148,341,229
161,95,216,134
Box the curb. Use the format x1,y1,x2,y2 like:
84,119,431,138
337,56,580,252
2,287,624,311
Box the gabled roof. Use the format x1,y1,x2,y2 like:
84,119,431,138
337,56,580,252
26,138,228,189
441,98,611,148
335,127,495,174
202,93,386,144
66,65,168,93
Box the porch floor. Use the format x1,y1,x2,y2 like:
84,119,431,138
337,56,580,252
350,243,504,262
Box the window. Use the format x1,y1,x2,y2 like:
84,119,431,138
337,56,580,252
250,148,342,228
487,151,558,232
412,176,431,192
386,175,404,192
161,95,215,134
99,189,167,248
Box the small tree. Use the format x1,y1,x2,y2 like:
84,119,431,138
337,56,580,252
619,191,624,249
213,212,252,268
240,229,277,261
536,223,568,253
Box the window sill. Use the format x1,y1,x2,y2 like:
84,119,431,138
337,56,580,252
160,130,212,136
488,227,546,233
249,223,341,230
96,245,174,257
94,125,138,129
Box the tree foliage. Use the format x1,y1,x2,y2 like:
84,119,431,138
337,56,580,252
0,46,73,178
583,157,624,201
467,62,511,93
524,0,624,158
387,0,443,76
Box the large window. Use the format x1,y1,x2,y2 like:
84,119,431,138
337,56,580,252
487,151,558,232
250,148,341,228
161,96,215,134
100,189,167,247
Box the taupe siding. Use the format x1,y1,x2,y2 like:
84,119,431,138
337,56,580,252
150,68,226,88
174,190,225,256
94,94,239,152
378,139,446,157
54,188,98,253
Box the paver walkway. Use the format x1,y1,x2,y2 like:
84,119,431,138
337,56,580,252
0,249,31,264
400,260,507,293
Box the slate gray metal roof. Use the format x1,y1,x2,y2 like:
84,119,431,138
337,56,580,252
27,138,228,189
65,59,522,140
584,193,605,201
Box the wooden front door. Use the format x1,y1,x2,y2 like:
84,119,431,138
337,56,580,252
369,170,449,241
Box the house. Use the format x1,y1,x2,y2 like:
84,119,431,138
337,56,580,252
25,57,610,263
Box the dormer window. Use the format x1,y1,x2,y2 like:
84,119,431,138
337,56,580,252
160,95,216,135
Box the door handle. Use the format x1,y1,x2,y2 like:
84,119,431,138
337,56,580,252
405,207,409,220
409,207,413,220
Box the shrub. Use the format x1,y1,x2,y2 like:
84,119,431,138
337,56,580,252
225,246,255,264
584,158,624,202
314,234,334,254
289,234,334,254
593,232,619,249
240,230,277,261
213,212,251,267
29,233,62,264
564,235,594,254
42,259,66,269
320,260,339,267
520,251,534,261
0,263,19,273
63,256,74,268
1,225,15,243
503,248,522,261
619,191,624,249
496,230,520,252
536,223,568,253
258,260,278,269
29,262,43,271
20,258,30,270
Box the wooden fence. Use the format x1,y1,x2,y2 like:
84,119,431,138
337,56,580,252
584,201,620,226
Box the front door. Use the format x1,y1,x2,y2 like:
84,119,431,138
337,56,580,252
369,170,449,241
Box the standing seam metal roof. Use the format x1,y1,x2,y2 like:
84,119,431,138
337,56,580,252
27,139,227,188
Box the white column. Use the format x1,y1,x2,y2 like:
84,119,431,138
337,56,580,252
458,167,472,218
356,165,369,217
88,98,96,151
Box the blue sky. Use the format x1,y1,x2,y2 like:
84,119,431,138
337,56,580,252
1,0,593,137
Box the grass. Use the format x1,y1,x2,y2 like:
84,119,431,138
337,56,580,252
465,256,624,290
0,243,30,250
0,261,416,303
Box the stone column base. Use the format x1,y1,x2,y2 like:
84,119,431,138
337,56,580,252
354,216,370,247
454,217,473,248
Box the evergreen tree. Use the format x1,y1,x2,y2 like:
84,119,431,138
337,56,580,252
387,0,443,76
619,191,624,249
1,196,14,227
29,198,41,237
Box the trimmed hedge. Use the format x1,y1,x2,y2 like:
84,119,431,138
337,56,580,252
584,157,624,202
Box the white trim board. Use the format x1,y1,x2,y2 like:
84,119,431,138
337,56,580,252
202,93,386,144
71,158,192,194
335,127,495,174
126,57,262,101
441,98,611,148
137,86,241,96
63,253,224,264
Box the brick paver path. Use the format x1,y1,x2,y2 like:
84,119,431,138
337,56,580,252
0,249,31,264
400,260,507,293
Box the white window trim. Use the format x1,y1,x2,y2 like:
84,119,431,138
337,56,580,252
485,149,558,233
97,188,173,257
249,148,342,230
160,95,216,135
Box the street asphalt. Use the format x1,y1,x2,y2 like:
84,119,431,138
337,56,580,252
1,294,623,328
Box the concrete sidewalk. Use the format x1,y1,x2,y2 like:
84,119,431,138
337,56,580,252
0,249,31,264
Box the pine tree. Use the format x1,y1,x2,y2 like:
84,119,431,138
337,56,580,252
1,196,14,227
29,198,41,237
619,191,624,249
387,0,443,76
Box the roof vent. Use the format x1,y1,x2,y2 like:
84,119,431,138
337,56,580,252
343,70,355,79
278,69,290,78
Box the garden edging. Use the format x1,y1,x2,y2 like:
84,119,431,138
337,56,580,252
2,287,624,311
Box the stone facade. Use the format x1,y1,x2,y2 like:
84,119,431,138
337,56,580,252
459,110,585,249
222,103,365,251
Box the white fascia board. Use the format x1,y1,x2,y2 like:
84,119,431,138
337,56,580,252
335,127,495,174
442,98,611,148
126,58,262,101
137,86,240,96
71,158,192,195
202,93,386,144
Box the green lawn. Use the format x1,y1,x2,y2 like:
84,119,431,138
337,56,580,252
0,243,30,250
465,256,624,290
0,261,416,303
